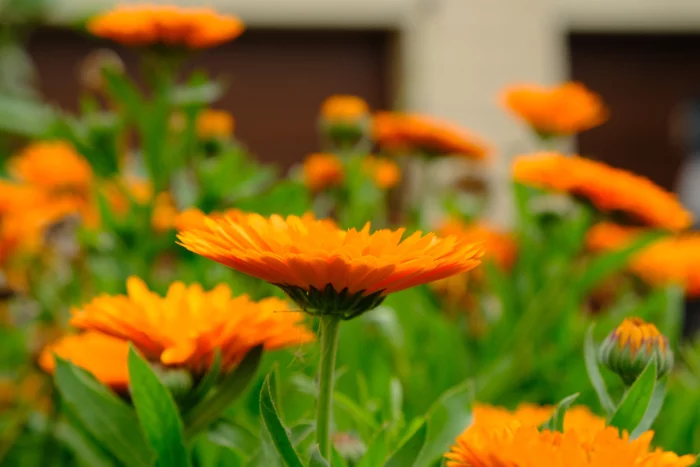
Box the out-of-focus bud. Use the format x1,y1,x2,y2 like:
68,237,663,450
599,317,673,385
303,153,345,192
319,95,371,150
332,432,366,463
79,48,125,94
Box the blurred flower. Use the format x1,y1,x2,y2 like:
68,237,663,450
303,153,345,192
102,177,153,217
0,373,50,412
196,109,235,140
70,277,313,374
332,432,366,463
362,156,401,190
600,317,673,385
173,207,243,232
79,48,125,94
151,192,178,232
587,222,700,296
513,152,692,231
320,95,369,123
439,219,517,270
373,112,490,160
502,82,608,136
178,213,483,319
88,5,245,49
472,403,605,435
39,332,131,392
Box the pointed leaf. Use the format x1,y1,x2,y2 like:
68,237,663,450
384,421,427,467
259,372,303,467
540,393,580,432
584,325,615,414
127,346,190,467
609,360,657,433
308,445,331,467
356,430,388,467
631,378,667,438
180,349,222,411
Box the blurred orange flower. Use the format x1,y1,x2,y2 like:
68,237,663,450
151,192,178,232
503,82,608,136
320,95,369,123
303,153,345,192
587,222,700,296
373,112,489,160
102,177,153,217
362,156,401,189
439,219,517,270
88,5,245,48
513,152,692,231
173,207,244,232
39,332,131,391
178,212,483,319
70,277,314,373
196,109,235,140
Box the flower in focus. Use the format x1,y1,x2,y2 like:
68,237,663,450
472,403,606,435
88,5,245,49
362,156,401,190
178,212,483,319
39,332,131,391
373,112,490,160
503,82,608,136
513,152,692,231
70,277,314,374
196,109,235,140
587,222,700,296
303,153,345,192
600,317,673,385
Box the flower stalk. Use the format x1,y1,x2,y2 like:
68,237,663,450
316,315,341,460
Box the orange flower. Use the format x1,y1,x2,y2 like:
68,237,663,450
39,332,131,391
513,152,692,231
362,156,401,189
196,109,235,139
88,5,245,49
503,82,608,136
102,177,153,217
177,213,483,319
173,207,244,232
373,112,490,160
439,219,517,270
151,192,178,232
70,277,314,373
320,95,369,123
587,222,700,296
446,403,694,467
303,153,345,192
9,141,93,195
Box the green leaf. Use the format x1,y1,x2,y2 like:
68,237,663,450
331,447,348,467
184,346,263,439
631,378,667,438
609,360,657,434
179,349,222,411
584,325,615,415
415,380,473,466
660,284,684,348
102,68,144,122
127,346,190,467
170,81,223,107
384,421,427,467
0,93,56,137
235,181,310,217
540,393,580,432
259,372,304,467
207,420,257,458
53,357,154,467
356,430,388,467
308,445,331,467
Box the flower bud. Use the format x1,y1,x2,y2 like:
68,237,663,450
599,317,673,385
318,95,371,150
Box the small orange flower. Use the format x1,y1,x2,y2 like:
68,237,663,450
373,112,490,160
303,153,345,192
439,219,517,270
151,192,178,232
471,403,606,435
503,82,608,136
70,277,314,373
39,332,131,391
587,222,700,296
320,95,369,123
196,109,235,140
178,213,483,319
173,207,244,232
513,152,692,231
362,156,401,190
102,177,153,217
9,141,93,195
88,5,245,49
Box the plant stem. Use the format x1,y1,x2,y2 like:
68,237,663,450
316,316,341,460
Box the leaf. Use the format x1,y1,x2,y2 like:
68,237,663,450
308,445,331,467
584,325,616,415
235,181,310,217
259,372,304,467
415,380,473,466
540,393,580,432
127,346,190,467
179,350,222,411
54,420,115,467
53,357,154,467
661,284,684,348
0,93,56,137
356,430,388,467
631,378,667,438
609,360,658,434
331,447,348,467
102,68,144,122
384,421,427,467
207,420,257,457
184,346,263,439
170,81,223,107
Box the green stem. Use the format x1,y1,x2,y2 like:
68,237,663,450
316,316,341,460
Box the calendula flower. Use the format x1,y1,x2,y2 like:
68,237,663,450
600,317,673,385
178,213,482,319
373,112,490,160
439,219,517,270
70,277,313,373
362,156,401,190
587,222,700,296
39,332,131,391
513,152,692,231
472,403,606,435
196,109,235,140
303,153,345,192
88,5,245,49
320,95,370,123
503,82,608,136
9,141,93,195
151,192,178,232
